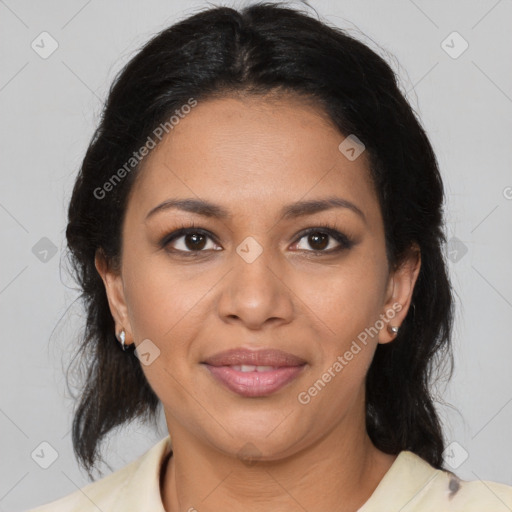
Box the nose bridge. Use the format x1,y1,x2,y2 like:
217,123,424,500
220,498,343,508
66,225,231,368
235,234,275,286
218,234,294,328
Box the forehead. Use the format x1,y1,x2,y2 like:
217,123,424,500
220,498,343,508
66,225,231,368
127,94,378,221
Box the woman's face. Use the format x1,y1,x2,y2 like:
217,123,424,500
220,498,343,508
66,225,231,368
98,94,419,460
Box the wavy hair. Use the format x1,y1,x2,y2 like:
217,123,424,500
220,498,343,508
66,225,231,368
64,1,454,479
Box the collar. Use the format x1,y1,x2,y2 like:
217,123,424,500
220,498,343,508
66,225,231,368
357,450,442,511
112,434,172,512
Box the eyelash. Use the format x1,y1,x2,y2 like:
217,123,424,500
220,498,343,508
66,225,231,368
159,221,355,257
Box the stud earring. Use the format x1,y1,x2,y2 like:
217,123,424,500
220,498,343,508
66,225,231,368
388,325,400,336
117,330,127,351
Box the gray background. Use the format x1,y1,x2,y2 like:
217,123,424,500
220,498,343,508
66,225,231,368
1,0,511,510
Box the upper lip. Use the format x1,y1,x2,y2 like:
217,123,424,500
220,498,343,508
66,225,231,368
202,348,307,367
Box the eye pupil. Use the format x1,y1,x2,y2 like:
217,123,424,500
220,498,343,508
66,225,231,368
309,232,329,251
185,233,206,250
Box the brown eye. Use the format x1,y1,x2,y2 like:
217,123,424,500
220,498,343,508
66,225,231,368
182,232,207,251
306,232,330,251
293,227,354,253
162,228,220,255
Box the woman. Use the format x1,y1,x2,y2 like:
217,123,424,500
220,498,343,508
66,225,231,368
27,2,512,511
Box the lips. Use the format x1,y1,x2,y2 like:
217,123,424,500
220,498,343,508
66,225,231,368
201,348,307,397
202,348,307,367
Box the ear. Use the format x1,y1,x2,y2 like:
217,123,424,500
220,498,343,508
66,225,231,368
378,244,421,344
94,249,134,345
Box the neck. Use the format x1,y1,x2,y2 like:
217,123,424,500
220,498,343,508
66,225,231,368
160,401,396,512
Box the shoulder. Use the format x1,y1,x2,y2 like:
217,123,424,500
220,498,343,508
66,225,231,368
24,436,172,512
397,451,512,512
24,456,140,512
24,461,136,512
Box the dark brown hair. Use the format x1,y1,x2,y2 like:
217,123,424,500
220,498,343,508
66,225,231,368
65,1,454,479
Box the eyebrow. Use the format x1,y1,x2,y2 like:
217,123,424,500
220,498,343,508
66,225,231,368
145,196,366,223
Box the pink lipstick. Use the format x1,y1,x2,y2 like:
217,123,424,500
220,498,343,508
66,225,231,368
202,348,306,398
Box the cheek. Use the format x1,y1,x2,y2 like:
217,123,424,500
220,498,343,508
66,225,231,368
121,257,205,409
294,265,383,412
121,247,205,339
123,268,176,338
293,255,387,335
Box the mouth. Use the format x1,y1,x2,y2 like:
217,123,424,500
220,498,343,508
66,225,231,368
201,348,307,398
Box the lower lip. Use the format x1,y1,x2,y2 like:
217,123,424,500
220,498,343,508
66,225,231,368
203,364,305,397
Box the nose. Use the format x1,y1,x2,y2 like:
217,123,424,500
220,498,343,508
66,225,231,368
217,240,294,331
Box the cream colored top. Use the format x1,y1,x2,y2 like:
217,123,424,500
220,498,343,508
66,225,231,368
27,435,512,511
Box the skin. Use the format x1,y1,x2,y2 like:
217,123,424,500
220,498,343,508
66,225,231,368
96,93,421,512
